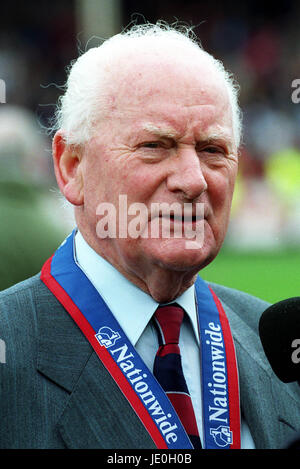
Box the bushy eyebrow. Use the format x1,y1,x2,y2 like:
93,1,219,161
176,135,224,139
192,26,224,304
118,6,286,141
201,132,234,151
141,124,235,152
141,123,179,139
203,131,233,142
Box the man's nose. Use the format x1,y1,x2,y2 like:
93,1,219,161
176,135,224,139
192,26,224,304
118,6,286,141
167,148,208,200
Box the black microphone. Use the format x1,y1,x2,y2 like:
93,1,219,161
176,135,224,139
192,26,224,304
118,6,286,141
259,297,300,384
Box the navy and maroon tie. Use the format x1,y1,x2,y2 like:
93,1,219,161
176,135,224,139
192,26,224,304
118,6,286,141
153,304,202,449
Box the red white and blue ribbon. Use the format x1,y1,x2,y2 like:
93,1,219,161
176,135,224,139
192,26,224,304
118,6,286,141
41,231,241,449
195,279,241,448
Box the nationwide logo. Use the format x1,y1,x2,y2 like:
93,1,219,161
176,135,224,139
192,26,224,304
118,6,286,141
204,322,229,425
210,425,233,447
110,342,180,445
95,326,121,348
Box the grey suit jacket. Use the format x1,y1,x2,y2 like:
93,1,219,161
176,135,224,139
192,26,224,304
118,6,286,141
0,274,299,449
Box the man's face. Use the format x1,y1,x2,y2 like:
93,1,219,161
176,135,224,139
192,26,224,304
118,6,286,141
78,53,238,281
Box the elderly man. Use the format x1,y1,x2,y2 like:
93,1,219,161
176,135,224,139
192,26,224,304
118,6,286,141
0,23,299,450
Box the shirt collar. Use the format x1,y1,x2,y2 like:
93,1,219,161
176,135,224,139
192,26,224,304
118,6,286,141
74,230,199,346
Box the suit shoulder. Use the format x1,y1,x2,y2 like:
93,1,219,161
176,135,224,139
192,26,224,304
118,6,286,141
207,281,270,330
0,274,46,309
0,274,51,336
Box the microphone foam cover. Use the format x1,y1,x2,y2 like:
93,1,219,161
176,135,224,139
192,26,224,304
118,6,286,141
259,297,300,383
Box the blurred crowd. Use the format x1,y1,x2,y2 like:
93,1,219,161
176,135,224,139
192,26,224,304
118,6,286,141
0,105,74,291
148,0,300,250
205,4,300,250
0,1,299,288
0,2,76,290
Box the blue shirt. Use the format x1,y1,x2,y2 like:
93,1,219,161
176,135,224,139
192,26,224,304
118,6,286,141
74,230,255,448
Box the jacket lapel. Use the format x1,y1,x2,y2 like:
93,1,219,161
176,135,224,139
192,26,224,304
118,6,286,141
221,298,300,449
36,276,300,449
36,278,155,449
56,352,156,449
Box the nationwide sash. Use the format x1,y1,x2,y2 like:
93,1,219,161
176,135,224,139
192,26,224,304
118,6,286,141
41,231,241,449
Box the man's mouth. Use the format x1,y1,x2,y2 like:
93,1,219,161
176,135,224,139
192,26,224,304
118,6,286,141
148,202,208,226
161,213,205,223
169,214,200,222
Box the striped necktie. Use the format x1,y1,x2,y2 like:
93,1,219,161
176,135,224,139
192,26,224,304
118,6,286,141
153,304,202,449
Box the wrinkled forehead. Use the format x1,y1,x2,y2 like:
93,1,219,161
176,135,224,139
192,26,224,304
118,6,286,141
101,46,230,116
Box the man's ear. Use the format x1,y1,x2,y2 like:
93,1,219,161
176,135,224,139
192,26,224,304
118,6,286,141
52,131,84,206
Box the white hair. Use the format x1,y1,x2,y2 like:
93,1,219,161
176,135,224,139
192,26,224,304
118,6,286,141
53,22,242,148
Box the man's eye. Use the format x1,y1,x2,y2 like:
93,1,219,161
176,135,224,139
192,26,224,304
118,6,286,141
142,142,160,148
203,146,221,154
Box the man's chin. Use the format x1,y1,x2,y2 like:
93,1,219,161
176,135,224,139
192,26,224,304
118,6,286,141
144,238,217,273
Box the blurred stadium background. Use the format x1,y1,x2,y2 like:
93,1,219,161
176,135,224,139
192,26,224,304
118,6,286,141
0,0,299,302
